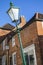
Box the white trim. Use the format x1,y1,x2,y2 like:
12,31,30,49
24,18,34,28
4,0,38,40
12,37,15,47
23,44,35,53
2,55,6,65
2,38,7,51
23,44,37,65
12,52,16,65
12,52,16,56
2,40,5,50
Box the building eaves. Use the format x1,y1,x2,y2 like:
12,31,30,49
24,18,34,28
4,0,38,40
21,13,36,30
0,27,12,30
0,28,11,37
21,13,43,30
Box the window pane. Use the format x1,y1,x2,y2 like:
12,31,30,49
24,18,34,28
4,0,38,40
10,56,13,65
0,58,2,65
29,55,34,65
25,53,34,65
14,55,16,64
25,53,29,65
2,55,6,65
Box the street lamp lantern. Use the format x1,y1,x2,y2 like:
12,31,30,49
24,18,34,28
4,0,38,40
7,2,26,65
7,2,20,22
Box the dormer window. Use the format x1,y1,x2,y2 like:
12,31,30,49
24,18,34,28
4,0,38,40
12,36,15,47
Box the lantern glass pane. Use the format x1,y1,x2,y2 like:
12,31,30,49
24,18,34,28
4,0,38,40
8,8,14,21
8,8,19,21
12,8,19,21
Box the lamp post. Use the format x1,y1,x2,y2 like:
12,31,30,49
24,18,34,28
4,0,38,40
7,2,26,65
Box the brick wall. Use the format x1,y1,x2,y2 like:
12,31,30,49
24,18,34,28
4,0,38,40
0,13,43,65
38,36,43,65
8,21,42,65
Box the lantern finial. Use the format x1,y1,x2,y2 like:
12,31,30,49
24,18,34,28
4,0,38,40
10,2,14,7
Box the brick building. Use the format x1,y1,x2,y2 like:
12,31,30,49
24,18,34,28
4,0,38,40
0,13,43,65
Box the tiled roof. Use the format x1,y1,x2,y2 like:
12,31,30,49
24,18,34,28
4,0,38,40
0,29,10,36
3,23,15,30
0,13,43,43
21,13,43,30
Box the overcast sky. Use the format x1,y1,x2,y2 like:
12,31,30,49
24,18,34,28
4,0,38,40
0,0,43,26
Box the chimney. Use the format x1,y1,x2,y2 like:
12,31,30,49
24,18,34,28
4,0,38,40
12,16,26,31
18,16,26,28
36,12,38,19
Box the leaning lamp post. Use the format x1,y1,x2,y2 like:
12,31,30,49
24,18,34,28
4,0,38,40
7,2,26,65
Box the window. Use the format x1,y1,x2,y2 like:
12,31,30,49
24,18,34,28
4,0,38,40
2,55,6,65
24,44,37,65
25,53,34,65
10,56,13,65
0,57,2,65
12,52,16,65
12,37,15,47
2,39,6,50
2,38,7,50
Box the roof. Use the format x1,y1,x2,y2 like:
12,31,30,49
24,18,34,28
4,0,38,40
0,29,10,36
0,23,16,43
21,13,43,29
0,13,43,43
3,23,15,30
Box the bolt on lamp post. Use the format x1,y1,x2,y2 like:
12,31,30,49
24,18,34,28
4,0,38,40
7,2,26,65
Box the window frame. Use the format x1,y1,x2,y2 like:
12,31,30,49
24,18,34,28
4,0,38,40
2,38,7,51
2,39,6,50
23,44,37,65
2,55,6,65
12,52,16,65
12,36,15,47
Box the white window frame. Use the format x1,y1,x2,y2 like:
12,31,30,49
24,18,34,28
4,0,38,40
12,36,15,47
2,39,6,50
12,52,16,65
23,44,37,65
2,55,6,65
2,38,7,50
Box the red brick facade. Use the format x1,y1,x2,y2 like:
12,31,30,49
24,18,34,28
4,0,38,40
0,13,43,65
